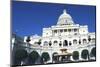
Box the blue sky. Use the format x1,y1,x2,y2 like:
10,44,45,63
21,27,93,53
12,1,96,37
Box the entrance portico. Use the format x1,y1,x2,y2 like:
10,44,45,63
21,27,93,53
52,48,72,63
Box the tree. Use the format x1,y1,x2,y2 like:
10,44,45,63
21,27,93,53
14,49,28,65
90,47,96,57
41,52,50,64
81,49,89,60
72,51,79,61
29,51,39,64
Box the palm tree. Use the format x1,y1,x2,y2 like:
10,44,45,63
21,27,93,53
90,47,96,57
41,52,50,64
72,51,79,61
28,51,39,65
81,49,89,60
14,49,28,65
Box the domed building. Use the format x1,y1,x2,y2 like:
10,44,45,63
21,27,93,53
24,9,96,64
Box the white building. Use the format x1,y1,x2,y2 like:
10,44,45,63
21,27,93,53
24,9,96,63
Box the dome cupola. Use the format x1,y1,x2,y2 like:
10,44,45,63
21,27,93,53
57,9,74,25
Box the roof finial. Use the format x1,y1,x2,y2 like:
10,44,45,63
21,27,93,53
63,9,67,14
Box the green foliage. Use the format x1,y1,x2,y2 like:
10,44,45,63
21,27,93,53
29,51,39,63
41,52,50,62
72,51,79,60
90,47,96,57
81,49,89,59
15,49,28,61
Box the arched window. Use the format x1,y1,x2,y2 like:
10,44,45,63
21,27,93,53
63,40,68,46
53,40,58,46
54,40,58,43
83,39,87,44
74,28,78,32
73,39,77,44
44,41,48,46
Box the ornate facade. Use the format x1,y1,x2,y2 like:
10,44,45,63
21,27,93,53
24,9,96,63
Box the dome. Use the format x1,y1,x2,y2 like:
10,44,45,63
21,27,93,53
59,9,72,19
57,9,74,25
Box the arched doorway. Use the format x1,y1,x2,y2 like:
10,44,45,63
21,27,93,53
63,40,68,46
81,49,89,60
